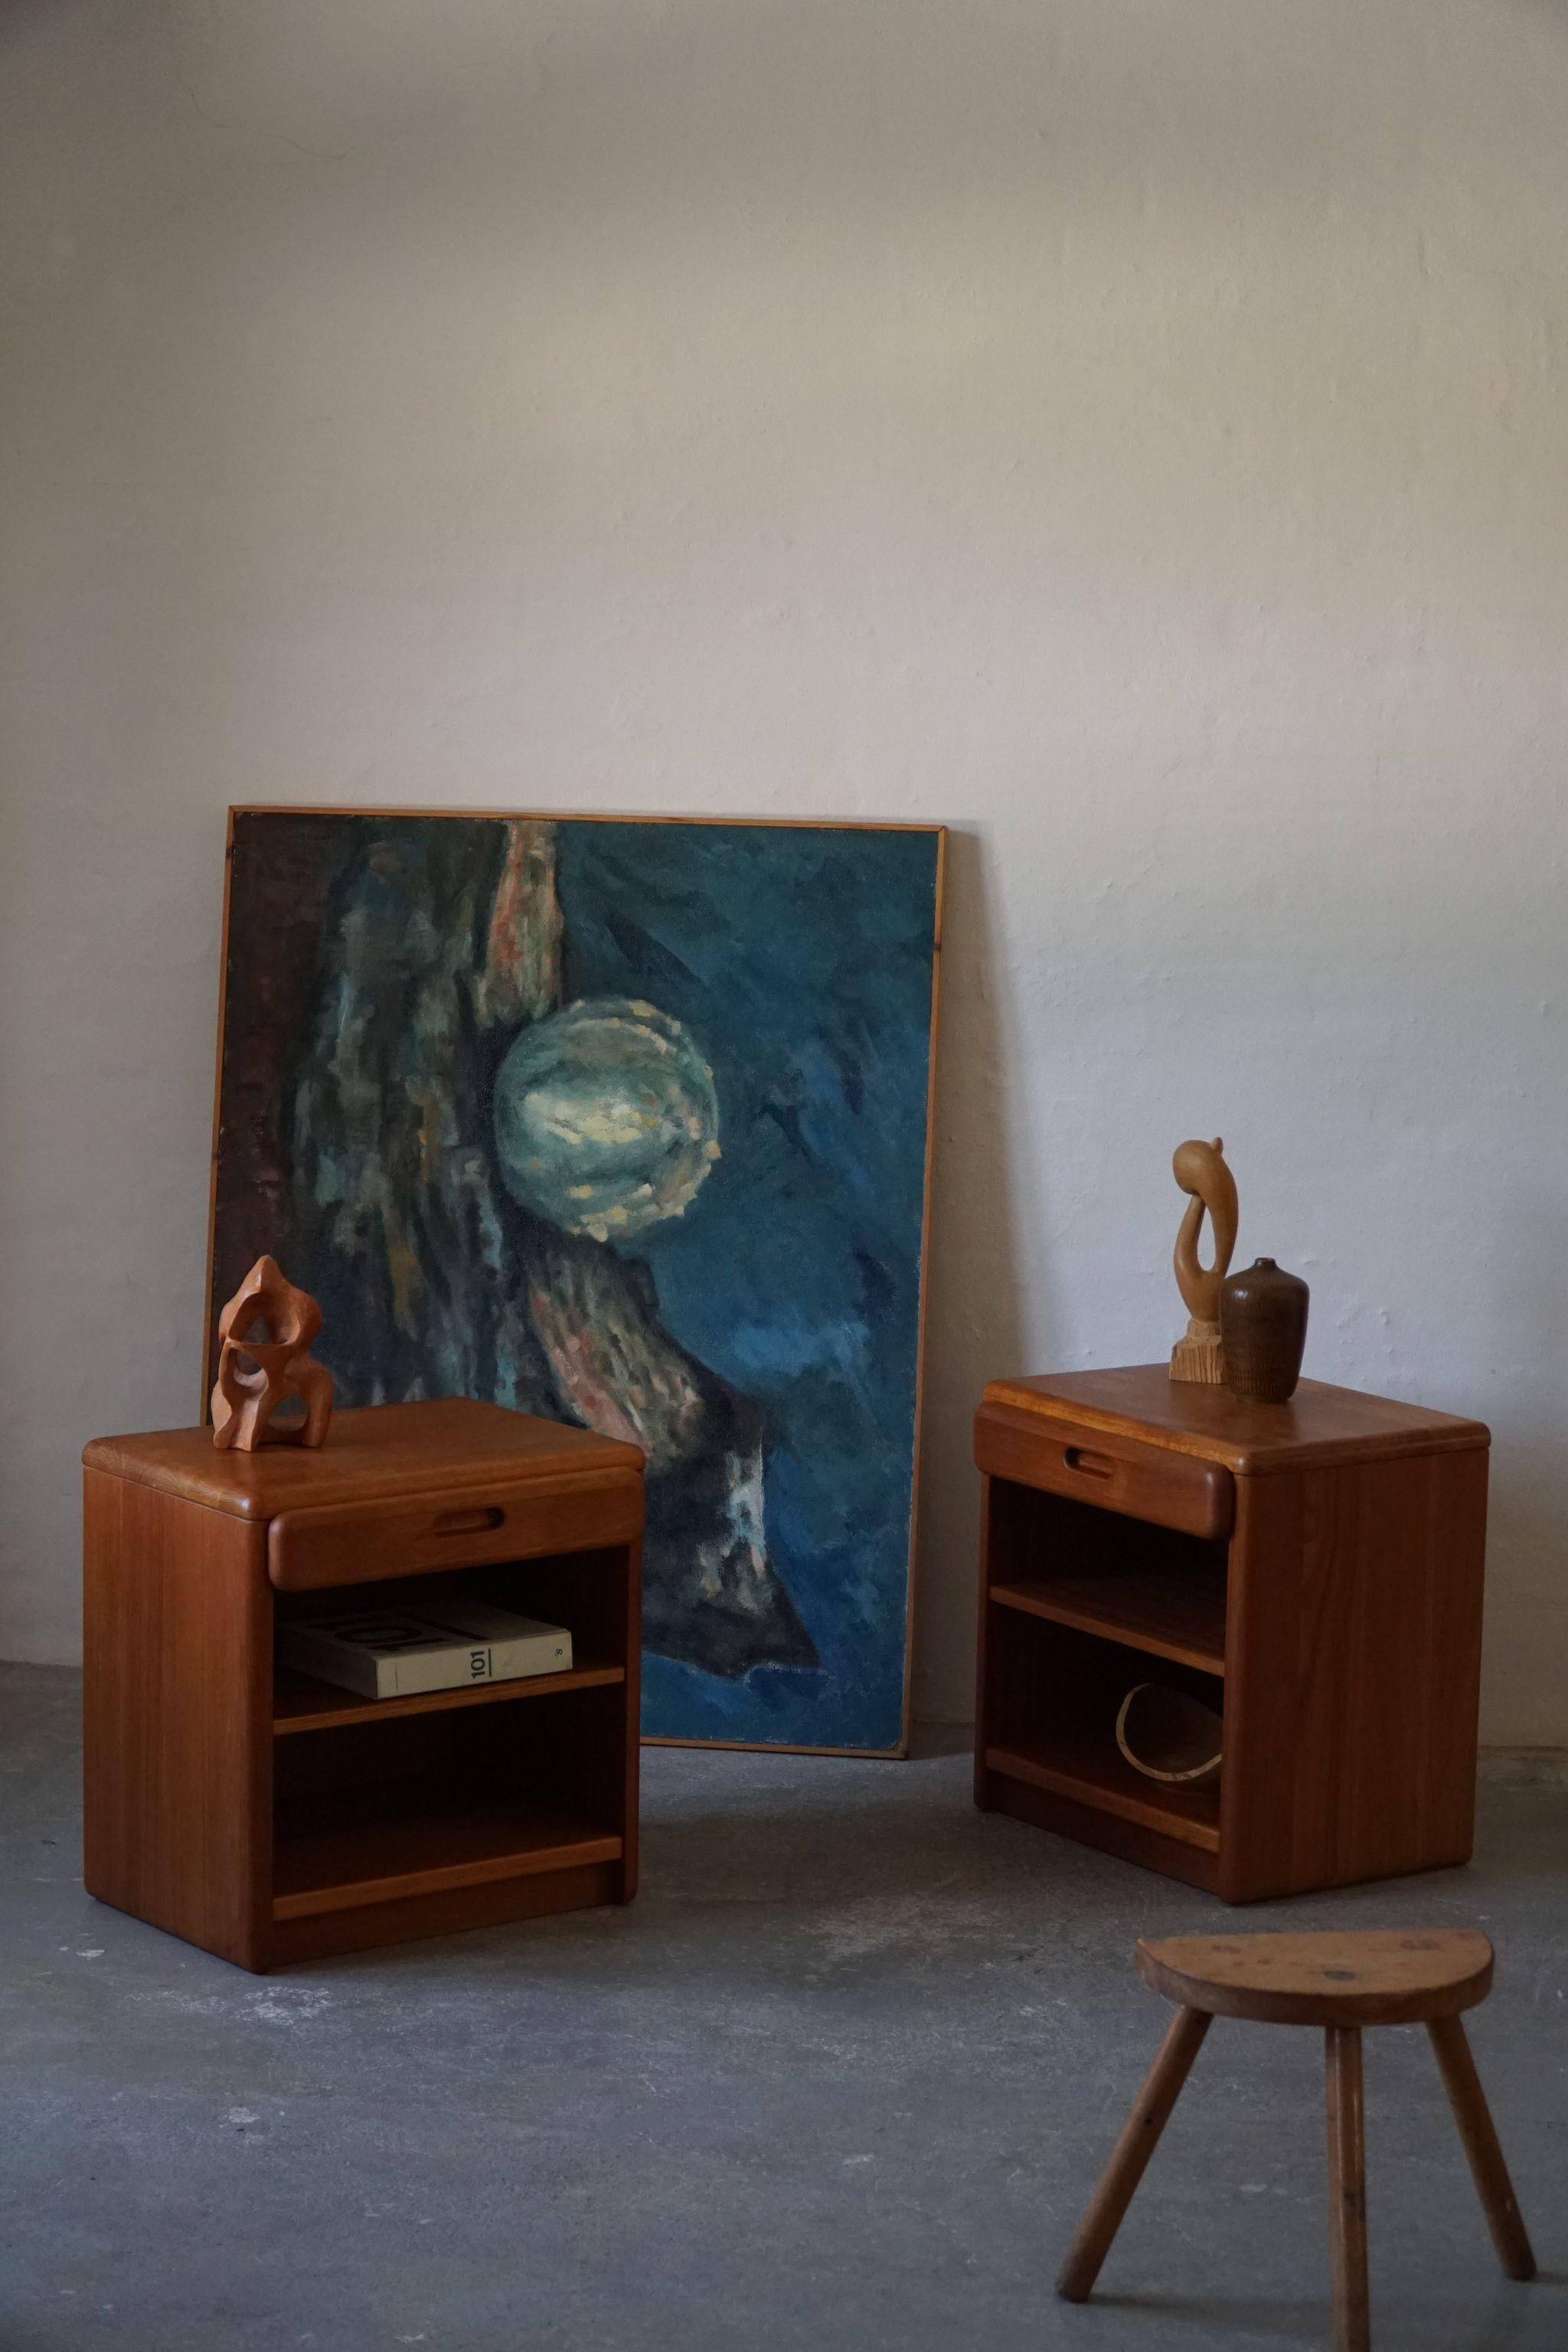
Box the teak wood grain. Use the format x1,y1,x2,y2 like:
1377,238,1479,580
268,1860,620,1968
1220,1449,1486,1901
83,1400,644,1970
986,1737,1220,1851
273,1658,626,1735
270,1805,623,1919
983,1364,1488,1475
83,1466,273,1968
974,1367,1491,1903
83,1396,642,1520
266,1469,643,1589
975,1400,1233,1539
988,1566,1227,1677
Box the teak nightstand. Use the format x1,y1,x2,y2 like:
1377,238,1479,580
974,1367,1491,1903
83,1400,644,1970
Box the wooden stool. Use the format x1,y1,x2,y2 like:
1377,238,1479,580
1057,1930,1535,2352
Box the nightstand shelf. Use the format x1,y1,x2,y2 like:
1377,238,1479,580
988,1564,1227,1677
271,1789,624,1920
272,1659,626,1736
975,1367,1491,1903
83,1398,645,1971
985,1735,1221,1852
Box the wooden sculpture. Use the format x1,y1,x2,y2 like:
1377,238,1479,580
210,1256,334,1452
1168,1138,1238,1383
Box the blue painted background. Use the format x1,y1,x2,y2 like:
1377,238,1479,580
557,823,940,1750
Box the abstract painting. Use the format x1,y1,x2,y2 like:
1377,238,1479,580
208,811,944,1753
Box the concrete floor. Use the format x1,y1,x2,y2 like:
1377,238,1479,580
2,1664,1564,2351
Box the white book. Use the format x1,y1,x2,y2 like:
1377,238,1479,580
279,1599,573,1700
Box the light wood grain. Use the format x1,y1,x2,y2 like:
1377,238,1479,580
1057,2006,1211,2302
1325,2025,1370,2352
1427,2015,1537,2281
1137,1929,1494,2026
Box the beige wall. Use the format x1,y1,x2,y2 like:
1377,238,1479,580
4,0,1566,1737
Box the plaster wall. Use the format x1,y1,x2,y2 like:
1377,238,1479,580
3,0,1566,1736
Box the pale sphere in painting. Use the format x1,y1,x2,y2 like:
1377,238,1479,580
493,998,720,1243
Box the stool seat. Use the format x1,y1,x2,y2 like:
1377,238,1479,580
1059,1926,1534,2350
1137,1927,1494,2027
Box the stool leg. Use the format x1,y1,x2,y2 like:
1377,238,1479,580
1426,2016,1536,2282
1057,2005,1210,2302
1325,2025,1370,2352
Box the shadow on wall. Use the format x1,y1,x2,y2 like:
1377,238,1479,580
149,0,1484,239
910,825,1052,1728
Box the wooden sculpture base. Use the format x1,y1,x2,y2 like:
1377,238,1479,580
1170,1318,1225,1384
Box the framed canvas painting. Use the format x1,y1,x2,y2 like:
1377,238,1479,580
207,809,944,1754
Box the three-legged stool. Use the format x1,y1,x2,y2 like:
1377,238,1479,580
1057,1929,1535,2351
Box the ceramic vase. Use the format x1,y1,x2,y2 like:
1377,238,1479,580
1220,1256,1309,1403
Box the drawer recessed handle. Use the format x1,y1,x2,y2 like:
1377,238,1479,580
1063,1447,1115,1480
430,1505,505,1537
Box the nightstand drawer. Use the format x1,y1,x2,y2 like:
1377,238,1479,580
975,1403,1233,1540
268,1467,645,1591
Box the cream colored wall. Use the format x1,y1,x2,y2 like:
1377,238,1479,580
4,0,1566,1736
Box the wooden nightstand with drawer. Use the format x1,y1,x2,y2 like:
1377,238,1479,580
83,1399,643,1970
974,1366,1491,1903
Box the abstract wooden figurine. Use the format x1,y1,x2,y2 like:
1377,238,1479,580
210,1256,334,1452
1168,1138,1238,1384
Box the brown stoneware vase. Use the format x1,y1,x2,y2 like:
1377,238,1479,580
1220,1256,1309,1403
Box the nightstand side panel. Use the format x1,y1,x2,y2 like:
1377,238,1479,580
1222,1447,1488,1900
83,1467,273,1967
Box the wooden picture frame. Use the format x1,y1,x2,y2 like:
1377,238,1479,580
205,807,945,1756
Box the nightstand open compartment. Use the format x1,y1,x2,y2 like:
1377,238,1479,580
269,1549,635,1964
982,1485,1227,1866
975,1368,1491,1903
83,1400,644,1971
